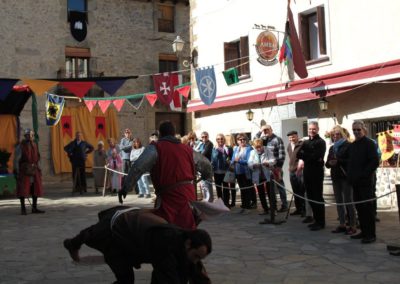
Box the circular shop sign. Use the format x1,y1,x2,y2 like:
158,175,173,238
255,31,278,66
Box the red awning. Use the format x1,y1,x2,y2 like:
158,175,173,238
187,59,400,112
276,59,400,104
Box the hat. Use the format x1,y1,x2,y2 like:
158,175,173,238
287,130,298,136
98,140,104,145
24,128,32,135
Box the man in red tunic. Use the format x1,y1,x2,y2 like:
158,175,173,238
121,121,213,230
14,129,44,215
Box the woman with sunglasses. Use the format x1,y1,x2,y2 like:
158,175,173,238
231,133,254,213
248,138,275,215
211,134,233,206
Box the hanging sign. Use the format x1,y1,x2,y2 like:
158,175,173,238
255,31,279,66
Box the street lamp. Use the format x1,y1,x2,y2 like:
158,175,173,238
172,35,198,68
246,109,254,122
318,98,329,112
172,35,185,54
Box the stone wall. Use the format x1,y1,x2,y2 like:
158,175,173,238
0,0,189,182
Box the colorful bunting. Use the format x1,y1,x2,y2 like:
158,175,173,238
0,79,19,100
287,6,308,79
59,81,95,98
112,99,125,112
145,93,158,107
84,100,97,112
21,79,58,96
45,93,65,126
95,116,106,138
127,96,145,110
222,67,239,86
98,100,111,113
175,85,191,98
61,116,72,138
195,66,217,106
96,79,127,96
153,73,179,106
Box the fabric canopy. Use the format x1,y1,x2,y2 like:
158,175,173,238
50,106,119,174
0,86,32,115
0,115,18,172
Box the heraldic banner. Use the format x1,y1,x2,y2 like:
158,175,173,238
153,73,179,106
195,66,217,106
46,93,65,126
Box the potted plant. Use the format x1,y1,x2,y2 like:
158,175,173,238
0,149,11,174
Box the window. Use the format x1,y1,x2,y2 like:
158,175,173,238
299,6,328,64
158,4,174,33
65,47,90,78
224,36,250,79
67,0,87,22
159,54,178,73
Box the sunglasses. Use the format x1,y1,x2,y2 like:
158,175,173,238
352,128,362,132
238,138,246,141
201,136,208,138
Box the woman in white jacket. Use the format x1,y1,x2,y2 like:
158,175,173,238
247,138,276,215
130,138,151,198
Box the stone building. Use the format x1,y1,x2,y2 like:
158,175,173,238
0,0,190,183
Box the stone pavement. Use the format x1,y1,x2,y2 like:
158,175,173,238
1,181,400,284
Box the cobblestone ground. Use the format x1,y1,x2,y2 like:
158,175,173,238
1,183,400,284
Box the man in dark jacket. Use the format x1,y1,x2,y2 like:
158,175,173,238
347,120,379,244
286,130,305,216
64,131,94,194
63,206,212,284
297,121,326,231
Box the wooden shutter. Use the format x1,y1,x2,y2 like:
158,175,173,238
224,42,240,71
317,6,327,55
298,14,310,61
240,36,250,76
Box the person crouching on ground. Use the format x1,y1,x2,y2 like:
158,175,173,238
63,206,212,283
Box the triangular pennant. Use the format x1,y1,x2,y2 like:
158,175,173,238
45,93,65,126
112,99,125,112
0,79,19,100
98,100,111,113
21,79,58,97
96,79,127,96
222,68,239,86
59,81,95,98
84,100,97,112
145,93,158,107
127,96,145,110
175,85,191,98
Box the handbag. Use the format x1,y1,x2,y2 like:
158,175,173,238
223,170,236,184
21,163,37,176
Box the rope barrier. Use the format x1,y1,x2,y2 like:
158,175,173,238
94,165,397,207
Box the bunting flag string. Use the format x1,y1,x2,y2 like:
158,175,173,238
127,96,145,110
98,100,111,114
0,79,19,100
112,99,125,112
95,79,127,96
84,100,97,112
21,79,58,97
145,93,158,107
59,81,96,98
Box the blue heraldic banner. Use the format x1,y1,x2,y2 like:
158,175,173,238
45,93,65,126
195,66,217,106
